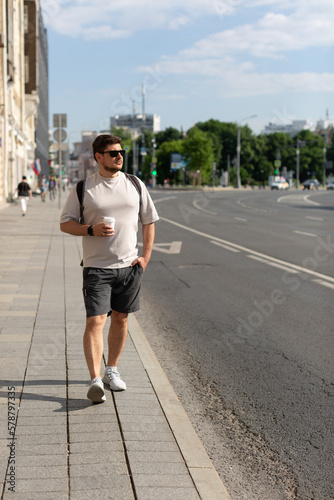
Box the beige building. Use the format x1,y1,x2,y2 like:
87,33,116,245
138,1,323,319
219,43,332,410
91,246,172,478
68,131,99,181
0,0,47,204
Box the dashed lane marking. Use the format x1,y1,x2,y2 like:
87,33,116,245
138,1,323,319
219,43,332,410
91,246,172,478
210,241,241,253
294,230,318,237
247,255,300,273
312,279,334,290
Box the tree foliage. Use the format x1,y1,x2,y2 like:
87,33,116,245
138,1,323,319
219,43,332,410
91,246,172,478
117,119,333,186
183,127,214,185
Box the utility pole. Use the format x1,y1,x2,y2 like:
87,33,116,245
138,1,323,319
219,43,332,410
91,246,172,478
296,139,300,189
236,115,257,189
151,138,157,188
53,114,67,208
236,128,241,189
212,162,216,187
323,146,327,187
141,84,146,174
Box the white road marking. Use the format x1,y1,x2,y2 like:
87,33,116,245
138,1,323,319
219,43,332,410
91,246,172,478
293,230,318,237
303,195,321,206
237,197,272,213
277,194,321,206
312,279,334,290
234,217,248,222
139,241,183,254
153,196,176,203
277,194,300,203
306,216,324,221
247,255,299,273
210,241,241,253
193,199,217,215
160,216,334,284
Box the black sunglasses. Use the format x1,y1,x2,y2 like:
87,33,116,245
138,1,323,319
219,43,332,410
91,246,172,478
99,150,125,158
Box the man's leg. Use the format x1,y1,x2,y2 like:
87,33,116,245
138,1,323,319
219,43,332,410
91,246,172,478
83,314,107,380
107,311,128,367
20,197,26,215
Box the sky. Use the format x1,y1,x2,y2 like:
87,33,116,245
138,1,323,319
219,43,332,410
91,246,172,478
41,0,334,146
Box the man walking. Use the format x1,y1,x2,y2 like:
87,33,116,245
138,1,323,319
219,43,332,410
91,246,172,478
17,176,32,216
60,135,159,403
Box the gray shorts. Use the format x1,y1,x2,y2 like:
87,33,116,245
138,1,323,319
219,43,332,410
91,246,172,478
82,264,144,317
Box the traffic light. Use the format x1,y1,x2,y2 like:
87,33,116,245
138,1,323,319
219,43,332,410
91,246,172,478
152,169,157,176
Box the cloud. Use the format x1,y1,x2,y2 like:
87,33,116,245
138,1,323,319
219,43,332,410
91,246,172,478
148,0,334,96
40,0,213,39
41,0,334,97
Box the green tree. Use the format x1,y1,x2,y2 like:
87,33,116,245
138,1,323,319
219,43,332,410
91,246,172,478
196,119,224,171
156,139,185,185
111,127,132,146
183,127,214,185
155,127,183,147
294,130,326,182
252,133,295,184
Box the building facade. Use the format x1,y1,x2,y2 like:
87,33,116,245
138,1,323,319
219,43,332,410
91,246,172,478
67,131,98,181
110,113,160,138
0,0,48,204
261,119,314,136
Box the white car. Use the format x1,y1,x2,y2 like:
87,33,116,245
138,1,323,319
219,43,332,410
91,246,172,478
271,180,289,190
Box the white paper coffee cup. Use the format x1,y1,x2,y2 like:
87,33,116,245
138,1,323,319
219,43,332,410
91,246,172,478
103,216,115,229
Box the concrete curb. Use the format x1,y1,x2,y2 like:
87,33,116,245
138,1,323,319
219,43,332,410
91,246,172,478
128,315,231,500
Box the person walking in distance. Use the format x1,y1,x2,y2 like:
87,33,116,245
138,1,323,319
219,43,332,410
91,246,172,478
60,135,159,403
39,174,47,202
17,176,32,216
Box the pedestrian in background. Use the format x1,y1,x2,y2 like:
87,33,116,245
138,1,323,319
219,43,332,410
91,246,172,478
39,174,47,202
60,134,159,403
49,176,56,200
17,176,32,216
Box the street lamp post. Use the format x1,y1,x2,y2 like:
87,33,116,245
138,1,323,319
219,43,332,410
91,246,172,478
236,115,257,189
151,138,157,188
236,128,241,189
296,139,300,189
323,146,327,188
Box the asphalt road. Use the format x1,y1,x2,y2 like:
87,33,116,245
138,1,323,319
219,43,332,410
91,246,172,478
135,188,334,500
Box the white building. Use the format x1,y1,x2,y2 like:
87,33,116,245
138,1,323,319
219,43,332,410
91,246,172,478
261,119,314,136
110,113,160,138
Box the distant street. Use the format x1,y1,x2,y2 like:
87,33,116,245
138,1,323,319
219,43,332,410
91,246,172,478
136,188,334,500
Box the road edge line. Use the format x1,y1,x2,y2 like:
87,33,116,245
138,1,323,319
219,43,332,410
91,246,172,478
128,314,231,500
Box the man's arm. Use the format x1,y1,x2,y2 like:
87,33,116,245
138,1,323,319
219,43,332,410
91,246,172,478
131,222,155,271
60,220,91,237
60,220,115,237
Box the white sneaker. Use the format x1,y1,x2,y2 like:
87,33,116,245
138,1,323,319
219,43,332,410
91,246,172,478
103,368,126,391
87,377,106,403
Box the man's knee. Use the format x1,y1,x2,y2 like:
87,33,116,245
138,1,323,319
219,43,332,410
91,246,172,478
85,314,107,332
111,311,128,325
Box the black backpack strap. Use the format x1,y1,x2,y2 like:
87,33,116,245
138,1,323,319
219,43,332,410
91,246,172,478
76,179,86,268
124,173,142,208
76,179,85,224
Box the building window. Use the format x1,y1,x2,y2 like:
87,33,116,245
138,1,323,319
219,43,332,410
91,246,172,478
24,6,28,33
25,55,29,84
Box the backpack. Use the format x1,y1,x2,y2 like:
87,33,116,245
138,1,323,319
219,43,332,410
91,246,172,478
76,173,142,224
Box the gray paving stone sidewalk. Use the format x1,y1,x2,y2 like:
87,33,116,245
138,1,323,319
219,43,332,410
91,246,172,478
0,195,229,500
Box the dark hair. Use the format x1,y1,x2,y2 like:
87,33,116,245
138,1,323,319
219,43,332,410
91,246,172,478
92,134,122,162
22,176,27,180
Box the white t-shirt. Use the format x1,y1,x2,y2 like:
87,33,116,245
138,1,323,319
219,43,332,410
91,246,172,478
60,172,159,269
